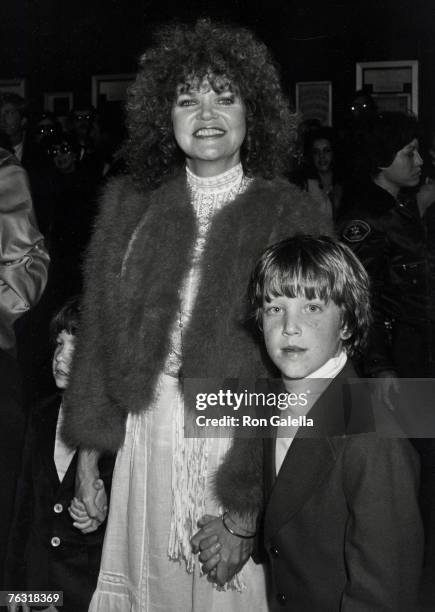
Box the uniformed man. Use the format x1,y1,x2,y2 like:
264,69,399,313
340,112,432,384
339,112,435,569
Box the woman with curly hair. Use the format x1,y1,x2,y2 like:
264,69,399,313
63,18,331,611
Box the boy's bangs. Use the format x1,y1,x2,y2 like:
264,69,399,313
263,258,339,303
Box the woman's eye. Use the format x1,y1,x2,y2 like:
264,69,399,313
218,96,235,105
177,97,196,107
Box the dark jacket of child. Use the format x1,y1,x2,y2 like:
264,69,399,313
4,395,114,612
263,362,423,611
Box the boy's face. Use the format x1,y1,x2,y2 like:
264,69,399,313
52,330,76,389
262,295,347,384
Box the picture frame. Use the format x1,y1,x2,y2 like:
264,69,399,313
295,81,332,126
356,60,418,116
44,91,74,115
372,92,411,114
0,78,26,97
91,73,135,107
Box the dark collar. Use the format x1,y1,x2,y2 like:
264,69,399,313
362,180,397,214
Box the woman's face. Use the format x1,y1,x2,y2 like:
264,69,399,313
172,78,246,177
312,138,333,174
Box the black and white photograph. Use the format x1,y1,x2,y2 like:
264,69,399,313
1,1,435,610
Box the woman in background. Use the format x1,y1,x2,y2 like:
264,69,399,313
296,126,343,220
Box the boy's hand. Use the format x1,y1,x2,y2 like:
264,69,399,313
191,514,253,586
69,479,107,533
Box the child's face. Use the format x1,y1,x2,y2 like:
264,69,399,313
52,330,76,389
262,295,347,383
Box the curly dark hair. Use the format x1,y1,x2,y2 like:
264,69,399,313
126,18,295,189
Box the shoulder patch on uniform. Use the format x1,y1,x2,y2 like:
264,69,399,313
342,219,371,243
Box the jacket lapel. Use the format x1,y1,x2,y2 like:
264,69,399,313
263,435,277,503
264,363,358,539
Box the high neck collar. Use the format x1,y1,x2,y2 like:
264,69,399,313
306,350,347,379
186,163,244,191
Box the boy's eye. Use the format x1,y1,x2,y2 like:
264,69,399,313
305,303,322,313
264,305,282,315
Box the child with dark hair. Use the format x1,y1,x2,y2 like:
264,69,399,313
195,235,423,610
4,297,113,612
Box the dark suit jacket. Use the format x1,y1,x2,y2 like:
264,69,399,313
4,395,114,612
263,363,423,611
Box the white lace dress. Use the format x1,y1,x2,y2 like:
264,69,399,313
88,164,268,612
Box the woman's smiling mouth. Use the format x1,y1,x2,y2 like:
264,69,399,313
193,128,225,137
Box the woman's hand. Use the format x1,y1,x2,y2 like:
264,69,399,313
69,479,107,533
75,448,105,522
191,514,254,586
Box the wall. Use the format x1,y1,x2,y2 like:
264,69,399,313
0,0,434,129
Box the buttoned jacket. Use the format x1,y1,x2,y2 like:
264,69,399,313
5,395,114,611
263,363,423,611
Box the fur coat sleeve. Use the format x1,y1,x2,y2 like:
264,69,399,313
62,176,153,450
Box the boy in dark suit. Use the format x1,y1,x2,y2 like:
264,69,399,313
4,297,113,612
194,235,423,611
249,235,423,611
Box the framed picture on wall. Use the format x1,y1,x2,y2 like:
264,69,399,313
91,73,135,108
0,78,26,97
44,91,73,114
372,92,411,114
295,81,332,126
356,60,418,116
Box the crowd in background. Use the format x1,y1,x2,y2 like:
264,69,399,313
2,89,435,373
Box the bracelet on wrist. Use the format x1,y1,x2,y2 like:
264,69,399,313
221,511,256,539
